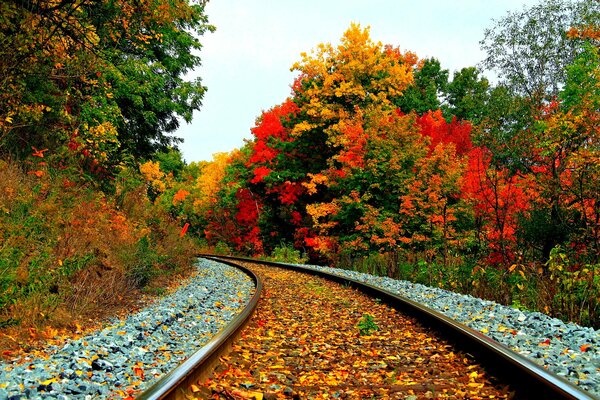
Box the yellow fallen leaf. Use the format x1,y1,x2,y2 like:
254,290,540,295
190,384,201,393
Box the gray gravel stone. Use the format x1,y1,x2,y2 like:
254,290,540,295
0,259,254,399
294,262,600,398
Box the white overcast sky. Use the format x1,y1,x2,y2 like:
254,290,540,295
176,0,536,163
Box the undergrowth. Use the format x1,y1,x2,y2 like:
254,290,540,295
0,159,199,350
338,250,600,329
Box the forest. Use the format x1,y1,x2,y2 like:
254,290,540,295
0,0,599,351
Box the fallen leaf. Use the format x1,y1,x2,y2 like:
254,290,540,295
580,344,592,352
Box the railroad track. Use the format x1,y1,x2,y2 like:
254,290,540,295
138,255,597,400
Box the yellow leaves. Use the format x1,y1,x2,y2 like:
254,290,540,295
306,201,340,228
200,263,508,398
42,326,58,339
140,161,166,193
190,384,201,393
39,378,57,386
77,122,120,164
195,152,233,209
291,23,415,155
290,120,315,136
302,173,329,195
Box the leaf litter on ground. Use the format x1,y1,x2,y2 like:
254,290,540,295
197,262,514,399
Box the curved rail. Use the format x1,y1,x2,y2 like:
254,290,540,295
137,259,263,400
202,254,598,400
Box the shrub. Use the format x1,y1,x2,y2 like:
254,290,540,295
268,243,308,264
0,158,199,341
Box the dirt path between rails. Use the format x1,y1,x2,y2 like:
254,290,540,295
196,262,513,399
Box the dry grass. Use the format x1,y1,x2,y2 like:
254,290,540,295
0,160,199,358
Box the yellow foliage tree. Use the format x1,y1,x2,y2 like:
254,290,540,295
291,23,416,141
194,152,235,211
140,161,166,193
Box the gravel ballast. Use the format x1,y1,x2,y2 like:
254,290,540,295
0,259,254,399
294,262,600,397
1,257,598,398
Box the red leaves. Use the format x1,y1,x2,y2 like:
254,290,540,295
290,211,302,225
462,146,537,266
248,141,279,165
251,99,298,141
31,146,48,158
132,363,145,379
580,343,592,352
250,166,272,184
247,99,298,172
235,189,260,225
233,189,263,253
273,181,303,205
539,338,551,346
336,120,368,169
417,110,473,156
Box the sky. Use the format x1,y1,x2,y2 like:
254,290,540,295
176,0,536,163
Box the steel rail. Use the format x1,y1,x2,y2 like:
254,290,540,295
136,259,263,400
201,254,598,400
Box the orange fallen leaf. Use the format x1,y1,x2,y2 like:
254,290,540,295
133,365,145,379
580,344,592,352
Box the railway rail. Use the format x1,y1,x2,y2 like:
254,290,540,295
138,255,597,400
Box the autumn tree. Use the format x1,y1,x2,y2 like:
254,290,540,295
477,0,600,263
0,0,213,174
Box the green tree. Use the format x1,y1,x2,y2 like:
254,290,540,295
478,0,600,263
395,58,449,114
480,0,598,102
444,67,490,124
0,0,214,172
155,148,186,180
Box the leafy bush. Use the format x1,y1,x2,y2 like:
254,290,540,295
337,249,600,328
268,243,308,264
214,241,231,255
124,237,158,288
545,246,600,327
0,159,199,337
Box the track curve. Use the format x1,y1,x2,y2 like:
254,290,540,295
198,254,597,400
136,259,262,400
136,255,597,399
